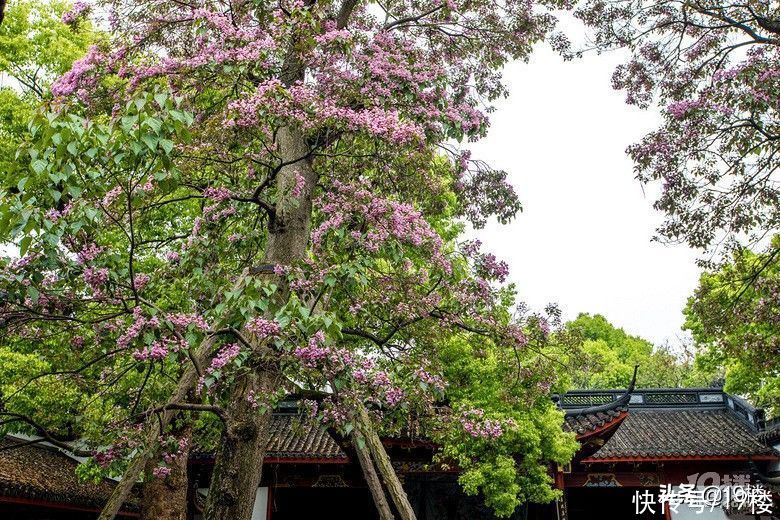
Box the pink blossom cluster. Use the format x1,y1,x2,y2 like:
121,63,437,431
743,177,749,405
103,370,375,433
207,343,241,373
246,317,281,338
119,9,277,91
152,466,171,479
290,172,306,198
293,330,355,377
351,359,377,384
76,243,104,265
414,368,446,392
167,313,209,331
117,307,160,349
384,386,405,407
312,181,450,271
475,253,510,283
94,447,118,467
293,331,330,368
46,202,73,224
508,325,529,348
133,273,151,292
203,186,234,202
7,254,37,271
83,266,109,292
132,341,169,361
101,186,122,207
51,45,103,98
350,364,407,408
162,436,189,465
460,409,514,439
62,1,90,25
320,399,348,427
301,399,319,419
247,390,260,409
203,204,237,222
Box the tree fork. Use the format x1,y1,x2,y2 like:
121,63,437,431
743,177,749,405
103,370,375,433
98,336,216,520
353,428,395,520
202,368,278,520
139,423,192,520
99,272,254,520
357,404,417,520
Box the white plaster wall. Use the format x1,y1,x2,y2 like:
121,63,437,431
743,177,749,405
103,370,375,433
251,487,269,520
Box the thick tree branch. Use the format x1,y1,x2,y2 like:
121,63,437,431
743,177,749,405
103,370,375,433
0,412,92,457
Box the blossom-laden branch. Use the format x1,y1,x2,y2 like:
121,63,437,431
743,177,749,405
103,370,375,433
576,0,780,257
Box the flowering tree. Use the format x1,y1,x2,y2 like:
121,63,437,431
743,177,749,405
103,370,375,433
575,0,780,256
1,1,578,519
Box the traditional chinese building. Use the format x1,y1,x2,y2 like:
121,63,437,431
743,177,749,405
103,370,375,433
557,381,780,519
2,383,778,519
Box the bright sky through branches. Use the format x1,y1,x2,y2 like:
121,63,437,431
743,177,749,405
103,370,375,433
473,44,701,347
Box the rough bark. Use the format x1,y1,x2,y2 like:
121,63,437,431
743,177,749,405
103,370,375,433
358,404,417,520
353,429,395,520
202,367,279,520
99,270,256,520
139,425,192,520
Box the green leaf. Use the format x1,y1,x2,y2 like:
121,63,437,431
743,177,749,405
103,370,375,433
19,236,32,256
159,139,174,154
31,159,47,174
154,92,168,108
144,117,162,133
141,134,158,151
26,286,39,303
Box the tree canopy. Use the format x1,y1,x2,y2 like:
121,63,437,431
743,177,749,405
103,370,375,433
565,313,706,389
576,0,780,257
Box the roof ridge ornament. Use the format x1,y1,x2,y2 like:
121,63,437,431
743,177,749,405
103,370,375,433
564,365,638,417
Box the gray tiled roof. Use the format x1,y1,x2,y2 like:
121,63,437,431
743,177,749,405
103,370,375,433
0,436,138,513
586,409,778,460
266,414,346,459
563,407,627,437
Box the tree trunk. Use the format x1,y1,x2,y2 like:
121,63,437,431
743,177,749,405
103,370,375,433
100,269,255,520
354,428,395,520
140,425,192,520
202,123,318,519
358,404,417,520
202,367,279,520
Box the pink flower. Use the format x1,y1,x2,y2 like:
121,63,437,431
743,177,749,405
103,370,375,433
152,466,171,479
207,343,241,372
246,317,281,338
62,1,90,25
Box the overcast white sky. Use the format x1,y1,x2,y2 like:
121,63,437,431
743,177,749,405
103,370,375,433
470,43,702,347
